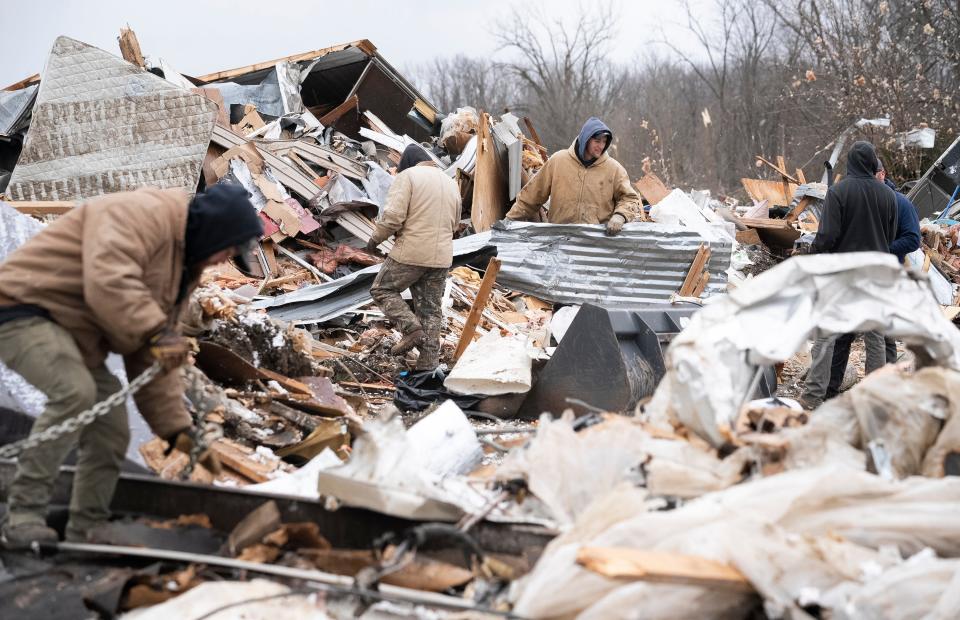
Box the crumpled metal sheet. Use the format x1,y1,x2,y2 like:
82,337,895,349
6,36,217,201
256,232,494,323
0,84,37,136
0,201,46,415
645,252,960,447
492,220,732,307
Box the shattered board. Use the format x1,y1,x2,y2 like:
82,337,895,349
6,37,217,201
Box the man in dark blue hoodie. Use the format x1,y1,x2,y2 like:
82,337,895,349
505,117,640,234
863,160,922,373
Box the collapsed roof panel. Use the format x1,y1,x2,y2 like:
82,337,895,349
6,37,218,201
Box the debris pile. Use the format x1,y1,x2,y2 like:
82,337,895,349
3,26,960,620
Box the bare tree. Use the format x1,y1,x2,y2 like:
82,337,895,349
493,2,627,150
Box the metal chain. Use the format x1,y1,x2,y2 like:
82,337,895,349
0,363,163,460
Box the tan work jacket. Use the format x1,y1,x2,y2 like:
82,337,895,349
505,143,640,224
370,163,462,268
0,187,195,437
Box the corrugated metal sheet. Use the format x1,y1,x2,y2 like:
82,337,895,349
7,37,217,201
492,221,732,307
257,232,495,323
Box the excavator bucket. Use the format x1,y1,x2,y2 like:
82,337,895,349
518,303,775,418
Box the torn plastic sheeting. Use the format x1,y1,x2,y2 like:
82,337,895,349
120,579,327,619
645,252,960,447
445,135,478,178
906,248,954,305
491,220,732,308
315,402,485,521
444,331,533,396
782,366,955,480
495,413,747,529
209,73,285,118
509,465,960,619
360,162,394,214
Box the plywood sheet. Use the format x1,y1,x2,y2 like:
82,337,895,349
741,178,798,206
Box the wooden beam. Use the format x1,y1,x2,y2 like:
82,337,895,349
795,168,806,184
785,196,812,222
5,201,75,216
118,26,146,68
196,40,375,84
679,244,710,297
454,257,502,361
692,271,710,297
413,98,437,125
754,156,800,184
3,73,40,92
576,547,752,592
319,95,359,127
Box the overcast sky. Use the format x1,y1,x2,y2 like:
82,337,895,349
2,0,708,89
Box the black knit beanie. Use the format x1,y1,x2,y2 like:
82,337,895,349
397,144,433,173
184,184,263,268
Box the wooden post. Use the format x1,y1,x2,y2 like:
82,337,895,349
453,257,502,361
679,244,710,297
118,27,146,68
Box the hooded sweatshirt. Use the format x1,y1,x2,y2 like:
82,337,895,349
812,141,898,254
884,178,921,261
576,117,613,167
397,144,433,173
505,118,640,224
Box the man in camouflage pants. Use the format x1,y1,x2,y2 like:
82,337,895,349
367,145,461,370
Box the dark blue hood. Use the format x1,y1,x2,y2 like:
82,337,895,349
575,117,613,167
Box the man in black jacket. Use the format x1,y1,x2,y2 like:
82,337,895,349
801,141,899,408
816,141,898,400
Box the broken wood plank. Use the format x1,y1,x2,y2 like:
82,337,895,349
692,270,710,297
5,201,75,216
633,173,672,206
679,244,710,297
338,381,396,391
454,257,502,361
754,155,800,184
471,113,509,233
209,440,279,483
735,228,762,245
196,40,376,84
3,73,40,92
118,26,146,68
226,500,282,556
741,178,798,206
785,196,813,222
795,168,806,184
576,547,752,592
319,94,359,127
257,367,313,396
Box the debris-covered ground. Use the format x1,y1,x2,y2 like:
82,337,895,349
2,26,960,620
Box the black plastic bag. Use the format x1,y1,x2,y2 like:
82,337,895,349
393,369,483,412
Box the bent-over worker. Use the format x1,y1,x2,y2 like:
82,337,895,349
504,117,640,235
367,144,461,370
0,184,263,547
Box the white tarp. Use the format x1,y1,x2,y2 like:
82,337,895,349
7,37,217,201
645,252,960,446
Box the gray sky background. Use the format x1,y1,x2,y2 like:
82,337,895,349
2,0,709,90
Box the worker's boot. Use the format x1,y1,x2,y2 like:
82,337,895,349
1,521,58,549
391,329,424,355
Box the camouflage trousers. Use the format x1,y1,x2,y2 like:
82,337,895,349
370,257,447,369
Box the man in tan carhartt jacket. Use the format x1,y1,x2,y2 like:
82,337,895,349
0,184,262,547
367,144,461,370
505,117,640,235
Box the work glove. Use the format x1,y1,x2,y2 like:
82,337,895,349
165,426,222,475
365,238,381,254
149,329,193,372
605,214,626,236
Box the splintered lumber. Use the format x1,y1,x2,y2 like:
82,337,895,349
755,155,800,184
319,94,359,126
576,547,752,591
6,201,75,216
209,440,279,483
118,27,145,68
454,257,503,361
785,196,813,222
679,244,710,297
634,173,671,206
471,113,509,232
692,271,710,297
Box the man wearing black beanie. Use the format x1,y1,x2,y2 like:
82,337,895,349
0,184,262,547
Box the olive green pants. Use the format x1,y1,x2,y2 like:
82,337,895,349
0,317,128,540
